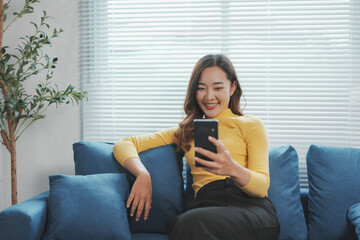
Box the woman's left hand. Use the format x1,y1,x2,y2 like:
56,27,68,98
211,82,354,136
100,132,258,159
194,136,238,176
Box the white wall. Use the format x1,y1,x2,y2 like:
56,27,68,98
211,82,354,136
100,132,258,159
1,0,81,210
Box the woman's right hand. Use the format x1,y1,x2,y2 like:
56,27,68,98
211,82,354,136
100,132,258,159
127,170,152,221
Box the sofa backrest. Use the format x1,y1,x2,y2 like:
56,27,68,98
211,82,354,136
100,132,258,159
73,141,323,240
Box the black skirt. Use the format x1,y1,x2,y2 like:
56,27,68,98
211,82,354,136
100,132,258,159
169,178,280,240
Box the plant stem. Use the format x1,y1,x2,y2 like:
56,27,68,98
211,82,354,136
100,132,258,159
1,117,9,134
0,0,3,49
14,117,29,136
3,2,28,33
3,14,20,33
10,123,17,205
6,0,12,6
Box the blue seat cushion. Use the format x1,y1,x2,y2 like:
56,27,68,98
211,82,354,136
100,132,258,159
268,145,307,240
42,173,131,240
306,145,360,240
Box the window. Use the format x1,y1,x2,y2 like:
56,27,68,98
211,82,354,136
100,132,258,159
79,0,360,186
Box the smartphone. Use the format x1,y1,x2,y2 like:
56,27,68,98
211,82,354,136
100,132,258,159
194,119,219,167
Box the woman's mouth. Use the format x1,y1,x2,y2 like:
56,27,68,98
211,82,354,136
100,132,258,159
205,103,218,110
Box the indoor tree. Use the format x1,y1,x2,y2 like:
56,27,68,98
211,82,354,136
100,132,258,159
0,0,87,205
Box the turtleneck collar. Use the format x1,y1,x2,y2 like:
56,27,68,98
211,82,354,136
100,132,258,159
207,108,237,119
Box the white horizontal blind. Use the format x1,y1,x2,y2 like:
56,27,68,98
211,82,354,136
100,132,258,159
79,0,360,187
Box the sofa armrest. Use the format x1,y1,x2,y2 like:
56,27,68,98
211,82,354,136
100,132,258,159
0,191,49,240
348,202,360,240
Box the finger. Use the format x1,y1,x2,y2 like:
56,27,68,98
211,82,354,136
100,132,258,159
144,198,152,221
130,196,140,217
208,136,226,151
135,199,145,221
195,156,218,169
127,192,135,208
195,147,217,161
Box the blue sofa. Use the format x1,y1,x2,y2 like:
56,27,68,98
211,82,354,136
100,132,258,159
0,142,359,240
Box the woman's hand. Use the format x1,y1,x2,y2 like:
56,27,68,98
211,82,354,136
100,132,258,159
127,170,152,221
195,136,250,187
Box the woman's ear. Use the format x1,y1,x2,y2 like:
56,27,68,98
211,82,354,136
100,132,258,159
230,81,237,96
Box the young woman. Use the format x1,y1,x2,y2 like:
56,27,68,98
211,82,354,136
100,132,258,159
113,54,280,240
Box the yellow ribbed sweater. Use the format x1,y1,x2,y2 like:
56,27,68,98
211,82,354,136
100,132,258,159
113,108,270,198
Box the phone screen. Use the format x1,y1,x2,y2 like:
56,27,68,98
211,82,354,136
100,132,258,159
194,119,218,167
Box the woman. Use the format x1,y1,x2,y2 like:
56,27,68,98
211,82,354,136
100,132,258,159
113,54,280,239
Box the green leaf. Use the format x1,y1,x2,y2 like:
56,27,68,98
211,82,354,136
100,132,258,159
18,115,29,120
24,74,31,80
5,64,14,75
11,54,20,61
7,103,14,109
30,22,38,30
3,3,9,11
45,55,50,66
3,14,7,23
13,12,18,16
24,43,31,51
23,10,33,15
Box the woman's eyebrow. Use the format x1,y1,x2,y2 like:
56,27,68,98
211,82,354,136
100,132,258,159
198,81,225,85
214,82,225,85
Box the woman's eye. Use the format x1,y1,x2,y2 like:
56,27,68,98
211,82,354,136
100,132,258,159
197,87,205,91
215,87,224,90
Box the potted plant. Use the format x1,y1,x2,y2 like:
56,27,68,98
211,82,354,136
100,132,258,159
0,0,87,205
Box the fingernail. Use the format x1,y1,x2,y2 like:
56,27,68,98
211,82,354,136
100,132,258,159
136,218,139,222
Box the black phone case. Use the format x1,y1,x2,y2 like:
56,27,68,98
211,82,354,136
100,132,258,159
194,119,218,167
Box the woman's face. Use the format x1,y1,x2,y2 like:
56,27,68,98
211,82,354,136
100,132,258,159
196,66,237,118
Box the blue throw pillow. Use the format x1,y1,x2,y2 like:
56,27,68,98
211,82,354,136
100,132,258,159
268,145,307,240
73,141,128,175
129,144,184,233
307,145,360,240
42,173,131,240
348,203,360,240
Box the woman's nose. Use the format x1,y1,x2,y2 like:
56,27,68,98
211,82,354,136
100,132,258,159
205,89,215,100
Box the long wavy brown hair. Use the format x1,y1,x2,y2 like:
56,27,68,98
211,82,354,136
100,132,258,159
174,54,243,152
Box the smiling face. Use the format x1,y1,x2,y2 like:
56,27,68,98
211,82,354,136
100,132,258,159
196,66,237,118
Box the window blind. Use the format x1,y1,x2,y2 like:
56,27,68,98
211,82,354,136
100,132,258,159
79,0,360,187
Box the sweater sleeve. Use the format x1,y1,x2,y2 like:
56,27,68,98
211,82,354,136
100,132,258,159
113,127,178,166
239,116,270,198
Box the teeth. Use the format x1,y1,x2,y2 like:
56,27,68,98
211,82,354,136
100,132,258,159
206,103,217,107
